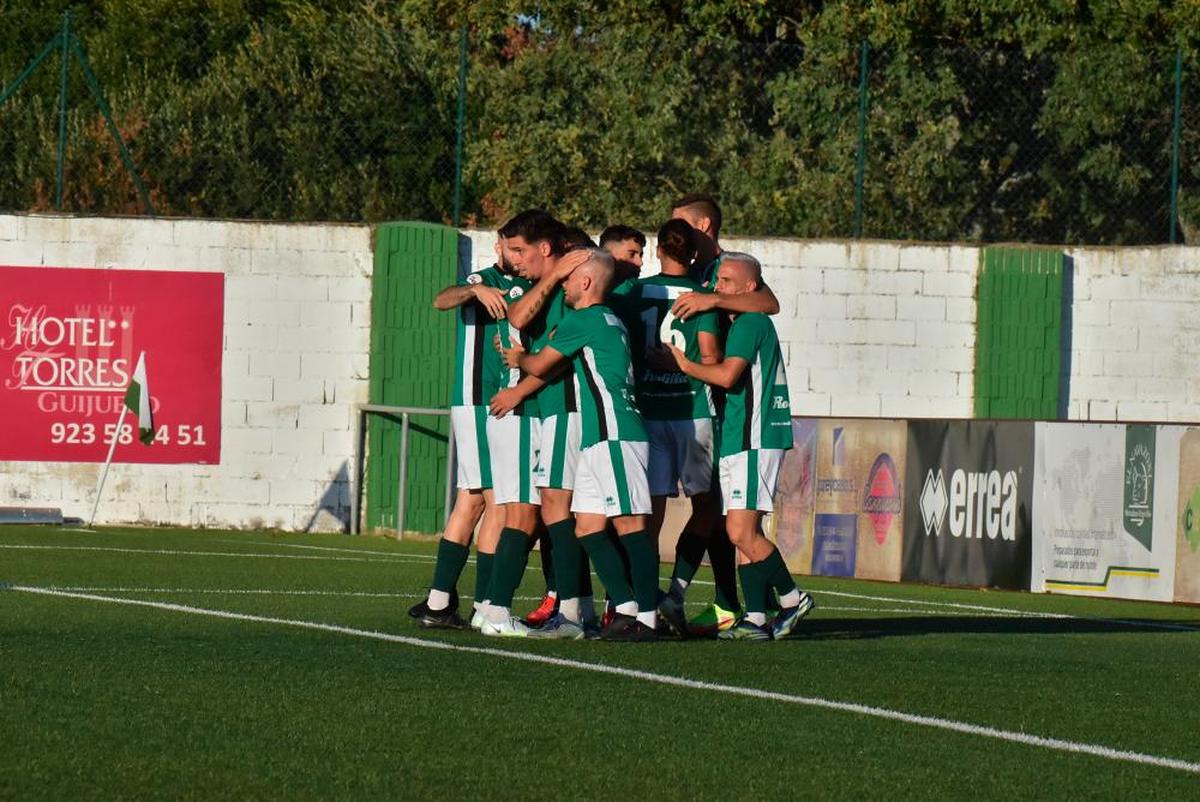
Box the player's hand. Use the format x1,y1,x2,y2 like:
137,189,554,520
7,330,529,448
500,341,525,369
489,388,521,417
471,285,508,319
645,344,677,372
552,248,590,281
665,343,688,369
671,291,717,320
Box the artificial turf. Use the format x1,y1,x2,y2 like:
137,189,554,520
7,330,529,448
2,525,1198,800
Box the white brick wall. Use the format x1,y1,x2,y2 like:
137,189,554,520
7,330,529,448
1066,246,1200,423
0,214,371,531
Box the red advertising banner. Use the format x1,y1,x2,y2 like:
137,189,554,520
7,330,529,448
1,266,223,464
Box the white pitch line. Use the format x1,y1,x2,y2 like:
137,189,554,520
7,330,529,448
6,583,1199,777
213,539,436,560
0,544,430,566
41,586,544,602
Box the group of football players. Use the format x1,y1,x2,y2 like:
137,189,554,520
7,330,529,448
406,194,814,641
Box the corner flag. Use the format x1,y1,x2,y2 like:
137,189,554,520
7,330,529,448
124,352,154,445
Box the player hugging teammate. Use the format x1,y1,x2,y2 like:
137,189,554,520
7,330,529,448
412,195,815,642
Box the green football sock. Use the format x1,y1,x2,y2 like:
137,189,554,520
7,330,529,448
763,546,798,596
579,532,634,606
547,519,581,600
473,551,495,604
671,528,707,589
708,527,741,612
431,539,469,593
487,527,530,609
538,528,556,594
621,530,660,613
578,552,594,597
738,560,772,615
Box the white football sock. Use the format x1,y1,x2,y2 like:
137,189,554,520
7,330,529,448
559,597,581,624
427,589,450,611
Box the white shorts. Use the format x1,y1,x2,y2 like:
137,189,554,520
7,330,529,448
485,413,541,505
451,405,492,490
571,440,652,517
534,412,582,490
719,449,785,513
645,417,715,497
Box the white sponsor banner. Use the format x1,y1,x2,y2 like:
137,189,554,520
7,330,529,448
1032,423,1182,601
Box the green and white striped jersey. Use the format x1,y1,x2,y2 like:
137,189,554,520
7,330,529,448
549,304,647,448
532,286,577,418
614,274,718,421
495,274,540,417
720,313,792,456
451,265,509,407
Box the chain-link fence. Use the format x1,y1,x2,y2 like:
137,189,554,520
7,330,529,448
1,10,1195,245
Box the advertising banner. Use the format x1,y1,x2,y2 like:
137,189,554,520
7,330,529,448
768,418,817,574
1032,423,1182,602
811,419,906,582
0,266,223,464
903,420,1034,589
1175,428,1200,603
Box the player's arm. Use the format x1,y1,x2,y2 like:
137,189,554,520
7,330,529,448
516,345,567,380
672,284,780,320
489,374,545,417
667,345,747,389
507,250,590,329
433,283,507,319
697,330,721,365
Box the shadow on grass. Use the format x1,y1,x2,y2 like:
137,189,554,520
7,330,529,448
784,615,1200,641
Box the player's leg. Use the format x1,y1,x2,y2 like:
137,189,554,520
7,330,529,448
591,440,657,639
722,449,812,641
571,443,643,638
469,488,502,629
646,419,685,634
480,413,541,636
416,406,489,628
529,412,596,636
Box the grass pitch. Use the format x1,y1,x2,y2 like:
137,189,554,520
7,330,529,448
2,525,1199,800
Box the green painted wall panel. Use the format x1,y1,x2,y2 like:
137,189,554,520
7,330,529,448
974,247,1066,420
366,221,458,533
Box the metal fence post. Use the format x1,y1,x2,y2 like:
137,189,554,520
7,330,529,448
853,39,870,238
397,412,410,533
55,10,70,211
1170,47,1184,245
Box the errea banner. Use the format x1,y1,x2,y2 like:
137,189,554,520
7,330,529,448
903,420,1034,589
0,266,223,464
1032,423,1183,602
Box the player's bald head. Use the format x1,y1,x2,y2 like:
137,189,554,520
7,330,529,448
723,252,761,283
578,248,615,294
714,252,763,296
563,248,616,307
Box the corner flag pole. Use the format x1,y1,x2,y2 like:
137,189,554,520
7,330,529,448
88,402,128,528
89,349,150,528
